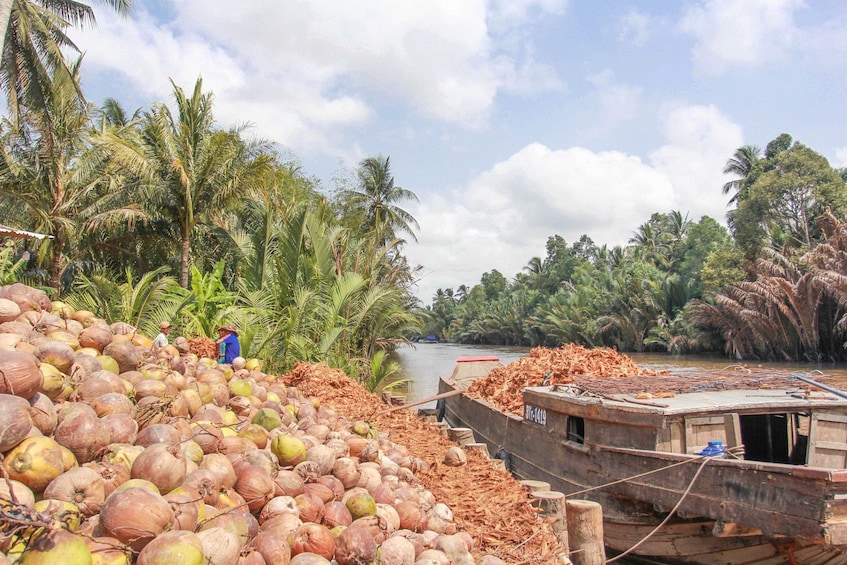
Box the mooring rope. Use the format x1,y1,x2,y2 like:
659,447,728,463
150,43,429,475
605,453,716,563
566,446,742,498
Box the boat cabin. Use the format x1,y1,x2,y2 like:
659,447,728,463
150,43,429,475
522,385,847,469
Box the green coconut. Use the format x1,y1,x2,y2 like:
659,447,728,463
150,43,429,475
345,491,377,520
19,529,92,564
271,434,307,467
252,407,282,431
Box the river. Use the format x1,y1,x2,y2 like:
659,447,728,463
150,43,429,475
392,343,847,408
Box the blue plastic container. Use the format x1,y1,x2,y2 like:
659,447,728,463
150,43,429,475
697,440,726,457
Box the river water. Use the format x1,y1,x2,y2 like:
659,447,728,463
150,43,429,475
392,343,847,408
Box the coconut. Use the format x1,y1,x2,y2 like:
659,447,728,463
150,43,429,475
136,530,205,565
5,282,51,312
0,350,44,399
54,411,110,464
0,478,36,507
253,530,292,564
3,436,66,492
78,325,113,353
196,527,241,565
443,446,467,467
99,487,174,551
0,393,33,451
335,526,377,565
16,529,92,564
43,466,106,517
378,535,417,565
46,330,80,350
345,491,377,520
289,523,335,560
33,339,75,374
271,434,307,467
0,298,21,323
102,340,140,374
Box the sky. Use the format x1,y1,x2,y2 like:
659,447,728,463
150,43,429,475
73,0,847,303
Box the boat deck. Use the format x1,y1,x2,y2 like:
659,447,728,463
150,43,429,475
529,384,847,415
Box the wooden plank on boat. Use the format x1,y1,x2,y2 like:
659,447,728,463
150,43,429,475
808,411,847,469
591,445,833,537
684,415,728,454
713,521,762,537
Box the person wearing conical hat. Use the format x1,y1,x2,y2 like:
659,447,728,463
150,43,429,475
153,321,172,349
215,324,240,364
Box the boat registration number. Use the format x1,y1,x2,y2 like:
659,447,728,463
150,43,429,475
524,404,547,426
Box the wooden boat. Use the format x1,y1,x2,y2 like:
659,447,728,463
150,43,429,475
437,356,847,564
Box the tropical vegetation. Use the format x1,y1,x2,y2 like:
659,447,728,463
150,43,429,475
422,135,847,363
0,1,421,391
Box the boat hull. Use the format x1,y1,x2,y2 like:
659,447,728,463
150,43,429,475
438,376,847,565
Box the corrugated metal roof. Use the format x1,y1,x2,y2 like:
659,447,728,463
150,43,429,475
0,225,52,240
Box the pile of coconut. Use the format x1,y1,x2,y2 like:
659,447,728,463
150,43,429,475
0,282,503,565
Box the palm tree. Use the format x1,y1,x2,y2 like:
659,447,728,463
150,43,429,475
0,0,132,123
0,61,142,292
65,265,185,335
341,155,419,247
722,144,762,205
107,77,272,287
628,222,670,267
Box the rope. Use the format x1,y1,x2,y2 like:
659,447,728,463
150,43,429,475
605,454,716,563
566,446,742,498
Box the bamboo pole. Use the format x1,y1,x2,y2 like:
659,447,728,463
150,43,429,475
375,387,467,416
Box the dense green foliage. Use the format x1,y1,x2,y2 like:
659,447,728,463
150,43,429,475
0,5,421,387
421,135,847,362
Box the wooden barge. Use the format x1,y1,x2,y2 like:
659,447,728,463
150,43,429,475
437,356,847,564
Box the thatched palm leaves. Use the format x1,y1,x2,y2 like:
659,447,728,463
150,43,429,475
691,212,847,360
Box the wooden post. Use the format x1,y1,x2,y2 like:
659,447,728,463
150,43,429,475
531,491,569,555
465,442,490,458
417,408,439,422
566,499,605,565
447,427,475,445
432,422,449,437
520,479,551,493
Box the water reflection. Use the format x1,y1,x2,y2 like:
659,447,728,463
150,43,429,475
391,343,529,408
392,344,847,408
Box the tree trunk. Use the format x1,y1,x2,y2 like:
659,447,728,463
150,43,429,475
0,0,13,62
50,234,63,294
180,234,190,288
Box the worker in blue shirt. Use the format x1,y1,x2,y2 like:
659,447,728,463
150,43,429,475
215,324,241,364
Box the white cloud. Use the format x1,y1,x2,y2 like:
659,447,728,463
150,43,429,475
649,103,744,221
678,0,803,74
619,9,652,46
77,0,565,162
408,143,676,300
407,104,744,300
586,70,642,130
834,147,847,169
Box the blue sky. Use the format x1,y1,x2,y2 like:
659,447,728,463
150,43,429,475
74,0,847,302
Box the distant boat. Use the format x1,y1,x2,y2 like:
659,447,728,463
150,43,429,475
438,356,847,564
419,335,439,343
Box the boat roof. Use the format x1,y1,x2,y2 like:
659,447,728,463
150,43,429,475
526,384,847,416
